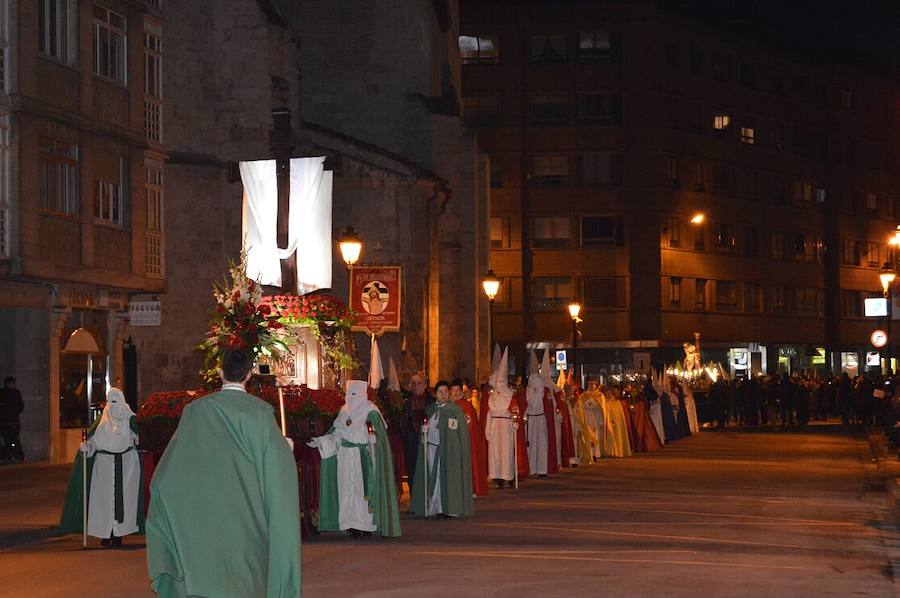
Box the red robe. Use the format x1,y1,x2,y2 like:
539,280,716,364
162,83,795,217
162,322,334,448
618,398,637,453
627,397,663,453
555,390,576,467
543,389,560,475
511,389,530,478
456,397,489,496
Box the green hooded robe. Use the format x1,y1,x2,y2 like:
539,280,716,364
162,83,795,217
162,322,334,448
317,410,402,537
59,415,146,535
410,400,474,517
145,389,301,598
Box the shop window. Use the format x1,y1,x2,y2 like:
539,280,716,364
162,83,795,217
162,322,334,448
459,35,499,63
533,215,570,248
530,34,566,63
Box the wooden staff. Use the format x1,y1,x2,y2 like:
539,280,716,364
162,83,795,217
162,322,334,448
512,412,519,492
278,387,287,437
81,427,88,549
422,416,428,518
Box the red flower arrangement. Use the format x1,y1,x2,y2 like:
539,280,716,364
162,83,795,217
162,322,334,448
136,390,211,423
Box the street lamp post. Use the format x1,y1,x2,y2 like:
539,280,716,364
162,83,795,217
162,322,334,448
481,270,500,354
880,263,896,375
338,225,363,295
568,301,582,387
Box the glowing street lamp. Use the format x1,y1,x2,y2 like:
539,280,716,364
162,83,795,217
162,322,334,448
338,226,363,268
482,270,500,353
690,212,705,225
880,263,896,374
568,301,582,387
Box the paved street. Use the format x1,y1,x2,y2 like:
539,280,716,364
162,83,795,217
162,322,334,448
1,424,897,597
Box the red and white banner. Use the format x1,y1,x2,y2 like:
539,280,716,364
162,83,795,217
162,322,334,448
350,266,401,335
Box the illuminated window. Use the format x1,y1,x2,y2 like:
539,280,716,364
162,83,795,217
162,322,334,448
489,217,504,248
669,277,681,304
533,276,574,309
459,35,499,64
715,224,736,252
93,5,127,83
713,111,731,130
578,31,613,62
740,127,755,144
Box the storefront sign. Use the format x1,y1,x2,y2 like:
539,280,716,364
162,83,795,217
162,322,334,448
865,297,888,317
871,329,888,348
129,301,161,326
867,351,881,367
778,347,797,358
350,266,401,335
633,351,651,373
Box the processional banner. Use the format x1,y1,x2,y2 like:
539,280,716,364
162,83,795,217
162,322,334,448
350,266,402,335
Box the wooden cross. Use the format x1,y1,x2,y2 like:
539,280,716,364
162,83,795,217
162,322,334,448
271,107,297,296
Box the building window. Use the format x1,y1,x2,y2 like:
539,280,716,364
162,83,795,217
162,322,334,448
532,156,569,186
533,215,570,248
715,223,736,252
689,45,703,74
577,30,613,62
464,95,501,125
739,62,756,89
715,281,738,311
772,123,785,151
791,179,814,204
794,234,820,263
843,190,856,214
712,164,735,193
489,157,504,188
741,170,759,198
577,94,621,124
842,239,860,266
489,217,505,249
144,21,162,142
666,157,679,186
710,52,731,81
745,283,760,313
533,276,574,310
39,138,79,216
768,74,785,95
530,35,566,63
740,126,755,144
39,0,76,64
694,226,705,251
459,35,499,63
581,152,621,185
713,111,731,131
769,286,787,314
695,279,707,310
0,0,8,92
93,156,126,226
815,187,827,204
531,95,569,126
840,290,862,318
93,5,127,83
145,165,164,277
841,89,853,110
668,277,682,304
744,226,759,256
866,192,878,211
665,96,679,127
664,42,678,69
690,159,703,188
794,287,821,316
0,112,8,257
583,277,626,309
771,231,785,260
581,215,622,247
866,241,881,268
667,217,681,248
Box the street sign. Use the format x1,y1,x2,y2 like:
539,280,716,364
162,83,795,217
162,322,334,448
865,297,888,317
555,350,567,370
870,329,888,348
633,351,651,373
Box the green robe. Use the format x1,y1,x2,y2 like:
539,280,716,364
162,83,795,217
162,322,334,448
59,415,146,535
410,401,474,517
145,389,301,598
317,411,402,537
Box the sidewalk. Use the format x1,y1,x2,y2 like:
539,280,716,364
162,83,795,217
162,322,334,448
0,461,71,550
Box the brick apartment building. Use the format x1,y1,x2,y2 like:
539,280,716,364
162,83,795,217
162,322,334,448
461,0,900,381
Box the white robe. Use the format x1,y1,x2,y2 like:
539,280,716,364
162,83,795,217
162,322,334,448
554,401,563,468
649,399,666,444
582,394,605,459
312,398,382,532
525,384,548,475
683,388,700,433
485,388,516,481
426,409,442,516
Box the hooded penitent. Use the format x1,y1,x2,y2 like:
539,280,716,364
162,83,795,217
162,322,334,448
312,380,401,536
525,350,551,475
484,347,517,481
59,388,144,540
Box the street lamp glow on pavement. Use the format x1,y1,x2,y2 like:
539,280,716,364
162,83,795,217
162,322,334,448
338,226,363,268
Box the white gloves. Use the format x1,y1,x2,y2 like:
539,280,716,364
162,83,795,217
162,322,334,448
79,441,95,458
306,437,321,449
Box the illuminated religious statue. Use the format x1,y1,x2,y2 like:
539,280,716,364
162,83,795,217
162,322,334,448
682,342,701,371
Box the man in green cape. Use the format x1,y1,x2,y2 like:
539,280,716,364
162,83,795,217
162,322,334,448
59,388,144,546
410,380,474,518
145,349,301,597
308,379,401,537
